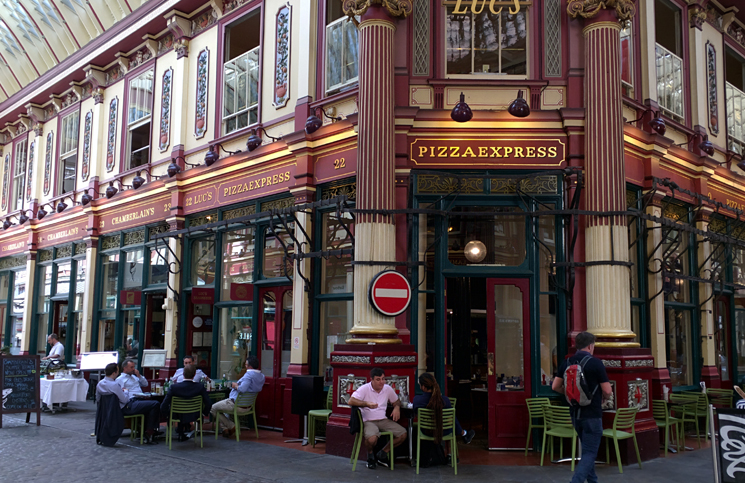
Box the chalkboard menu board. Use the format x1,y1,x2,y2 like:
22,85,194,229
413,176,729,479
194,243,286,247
0,355,41,428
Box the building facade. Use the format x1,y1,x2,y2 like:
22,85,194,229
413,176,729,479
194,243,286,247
0,0,743,452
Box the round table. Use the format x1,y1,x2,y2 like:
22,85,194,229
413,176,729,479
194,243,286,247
40,377,89,412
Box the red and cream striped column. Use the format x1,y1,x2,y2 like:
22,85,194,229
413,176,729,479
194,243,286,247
568,3,637,346
343,2,409,343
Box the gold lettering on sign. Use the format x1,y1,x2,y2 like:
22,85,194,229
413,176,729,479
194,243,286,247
111,208,156,226
185,191,213,208
449,0,526,16
414,142,561,159
222,171,292,199
2,241,24,252
46,227,79,241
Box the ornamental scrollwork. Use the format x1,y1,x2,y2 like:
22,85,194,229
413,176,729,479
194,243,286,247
566,0,635,23
602,359,622,368
56,245,73,258
343,0,413,19
627,379,649,411
261,197,294,212
0,255,26,269
375,355,416,364
332,355,370,364
337,375,367,407
224,205,257,221
625,359,653,368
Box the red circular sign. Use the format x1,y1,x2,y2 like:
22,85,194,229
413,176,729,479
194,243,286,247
368,271,411,317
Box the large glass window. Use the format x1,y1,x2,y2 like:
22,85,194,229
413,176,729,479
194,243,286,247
321,211,354,293
222,11,261,135
263,226,294,279
218,305,253,379
260,291,275,378
12,139,27,211
666,307,693,386
59,110,79,194
726,48,745,155
122,249,144,303
325,2,358,93
620,24,633,97
445,5,527,75
538,206,558,385
55,261,72,295
447,206,526,266
222,227,255,301
655,0,683,120
319,299,353,385
148,247,168,285
191,237,216,286
127,69,154,168
101,253,120,310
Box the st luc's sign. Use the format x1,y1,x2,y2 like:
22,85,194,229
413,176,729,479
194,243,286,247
446,0,532,15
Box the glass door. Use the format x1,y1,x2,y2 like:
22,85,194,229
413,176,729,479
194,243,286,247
715,297,732,388
486,278,531,449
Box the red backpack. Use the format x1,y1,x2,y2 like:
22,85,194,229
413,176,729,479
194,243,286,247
564,356,597,409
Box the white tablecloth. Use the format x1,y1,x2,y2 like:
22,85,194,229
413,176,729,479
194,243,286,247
40,378,90,406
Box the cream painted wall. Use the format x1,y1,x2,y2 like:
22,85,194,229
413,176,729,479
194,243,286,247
183,28,218,156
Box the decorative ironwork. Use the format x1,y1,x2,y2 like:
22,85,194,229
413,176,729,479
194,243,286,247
43,132,53,195
1,154,9,210
261,197,295,212
224,205,257,221
375,355,416,363
159,68,173,153
322,183,356,201
627,379,649,411
37,250,52,262
566,0,636,23
413,0,429,76
492,176,558,194
272,3,291,108
417,175,483,194
332,355,370,364
601,380,616,411
194,48,209,139
337,374,367,408
602,359,622,368
343,0,413,18
56,245,73,258
625,359,653,368
25,141,33,202
544,0,562,77
189,212,218,228
706,41,719,135
81,111,92,181
191,9,217,35
101,235,120,251
75,243,87,256
0,255,26,269
123,230,146,246
106,98,118,172
149,224,171,239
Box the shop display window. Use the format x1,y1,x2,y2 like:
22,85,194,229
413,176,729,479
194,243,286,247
222,10,261,135
148,247,168,286
263,226,293,279
538,208,558,385
222,227,255,301
218,305,253,379
55,261,72,294
318,299,353,386
101,253,119,310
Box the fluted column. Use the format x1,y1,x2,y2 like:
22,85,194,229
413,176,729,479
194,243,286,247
568,1,637,347
343,1,411,344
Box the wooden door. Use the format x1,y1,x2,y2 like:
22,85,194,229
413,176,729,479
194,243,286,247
486,278,531,449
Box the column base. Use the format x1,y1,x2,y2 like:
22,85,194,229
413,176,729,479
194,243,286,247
700,365,720,390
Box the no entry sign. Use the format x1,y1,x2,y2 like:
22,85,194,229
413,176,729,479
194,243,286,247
368,271,411,317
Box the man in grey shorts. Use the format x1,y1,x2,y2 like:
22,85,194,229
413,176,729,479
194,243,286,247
349,367,407,469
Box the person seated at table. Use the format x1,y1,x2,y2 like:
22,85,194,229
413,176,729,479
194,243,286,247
161,364,212,441
210,356,265,438
172,355,211,383
413,373,475,445
116,359,161,444
95,362,127,446
348,367,407,470
42,333,64,360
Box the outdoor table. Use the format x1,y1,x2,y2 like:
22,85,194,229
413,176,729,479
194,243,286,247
666,398,696,452
40,377,89,413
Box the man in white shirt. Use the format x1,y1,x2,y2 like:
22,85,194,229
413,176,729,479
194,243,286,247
116,360,161,443
173,355,210,383
42,334,64,360
210,356,265,438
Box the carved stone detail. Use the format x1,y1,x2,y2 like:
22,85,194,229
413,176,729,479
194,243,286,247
332,355,370,364
343,0,413,18
627,379,649,411
566,0,635,23
337,375,367,408
602,359,622,368
375,355,415,363
689,6,707,30
175,38,189,59
93,88,104,105
625,359,653,368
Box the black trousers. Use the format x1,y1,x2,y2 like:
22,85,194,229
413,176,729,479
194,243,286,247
123,400,160,433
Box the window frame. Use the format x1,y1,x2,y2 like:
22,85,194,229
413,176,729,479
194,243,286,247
324,14,359,95
725,46,745,156
620,23,633,98
57,108,80,195
11,135,28,212
654,0,686,123
122,64,155,171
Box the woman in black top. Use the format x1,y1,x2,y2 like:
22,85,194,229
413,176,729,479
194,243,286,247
412,373,474,444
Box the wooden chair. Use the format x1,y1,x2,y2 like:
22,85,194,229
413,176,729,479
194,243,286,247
308,387,333,447
166,396,204,450
351,410,394,472
214,392,259,442
525,397,551,455
603,407,641,473
124,414,144,445
416,408,457,475
540,405,578,471
652,399,682,456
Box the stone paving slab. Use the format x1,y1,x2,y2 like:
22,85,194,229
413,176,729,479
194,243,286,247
0,402,715,483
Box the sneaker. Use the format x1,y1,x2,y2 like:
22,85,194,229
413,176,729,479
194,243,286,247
463,429,476,445
376,450,389,467
366,456,377,469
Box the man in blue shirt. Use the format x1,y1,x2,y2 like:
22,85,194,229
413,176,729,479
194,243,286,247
552,332,612,483
210,356,265,438
116,359,161,443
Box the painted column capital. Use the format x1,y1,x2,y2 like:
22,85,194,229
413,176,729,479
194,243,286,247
566,0,635,23
343,0,412,19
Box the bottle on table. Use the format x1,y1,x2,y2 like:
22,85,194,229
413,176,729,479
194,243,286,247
222,374,227,390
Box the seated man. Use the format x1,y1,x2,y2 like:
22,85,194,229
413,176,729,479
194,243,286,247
116,359,161,444
210,356,265,438
42,333,64,360
172,355,211,383
348,367,407,470
161,364,212,441
95,362,127,446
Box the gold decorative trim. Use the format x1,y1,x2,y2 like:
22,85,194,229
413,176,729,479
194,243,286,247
567,0,635,23
261,197,294,212
348,327,400,335
343,0,412,19
591,332,637,339
345,338,403,344
224,205,257,221
595,342,641,348
322,183,356,201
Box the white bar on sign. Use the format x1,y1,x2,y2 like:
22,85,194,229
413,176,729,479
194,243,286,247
375,288,408,298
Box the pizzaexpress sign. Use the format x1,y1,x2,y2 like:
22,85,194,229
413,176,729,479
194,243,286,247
410,137,565,167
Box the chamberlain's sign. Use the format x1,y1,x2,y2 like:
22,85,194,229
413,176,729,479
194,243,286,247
410,137,566,167
447,0,532,15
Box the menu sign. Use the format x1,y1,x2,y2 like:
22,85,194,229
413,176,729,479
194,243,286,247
0,355,41,427
183,163,296,216
98,194,170,234
316,147,357,183
0,235,25,256
410,137,566,167
37,219,88,248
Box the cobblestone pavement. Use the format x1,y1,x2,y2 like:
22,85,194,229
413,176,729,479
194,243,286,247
0,402,714,483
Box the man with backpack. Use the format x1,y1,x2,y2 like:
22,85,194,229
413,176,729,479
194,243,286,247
552,332,613,483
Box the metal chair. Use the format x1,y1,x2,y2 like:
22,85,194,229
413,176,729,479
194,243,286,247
208,391,227,403
525,397,551,455
416,408,457,475
214,392,259,442
540,405,578,471
602,407,641,473
166,396,204,450
124,414,144,445
351,410,394,472
707,388,733,408
652,399,682,456
669,394,700,449
308,387,333,447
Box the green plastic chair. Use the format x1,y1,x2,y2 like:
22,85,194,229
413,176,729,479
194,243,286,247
351,410,394,471
670,393,702,448
166,396,204,450
707,388,733,408
214,392,259,442
208,391,227,403
308,387,334,447
525,397,551,455
124,414,144,445
540,405,577,471
652,399,682,456
416,407,457,475
449,397,457,408
603,407,641,473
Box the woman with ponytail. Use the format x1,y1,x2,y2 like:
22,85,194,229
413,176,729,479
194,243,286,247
413,373,475,447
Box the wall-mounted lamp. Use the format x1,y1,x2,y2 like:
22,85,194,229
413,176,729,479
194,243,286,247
56,192,77,213
105,182,118,199
132,171,146,189
464,240,487,263
246,127,282,152
204,144,241,167
17,209,32,225
451,92,473,123
2,217,12,230
305,107,342,135
167,158,182,178
36,205,47,220
507,90,530,118
627,109,666,136
698,135,715,157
